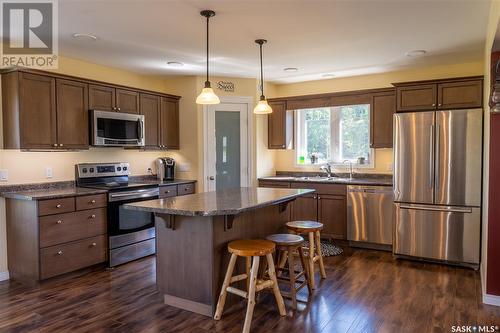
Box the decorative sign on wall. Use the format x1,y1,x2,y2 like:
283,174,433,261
217,81,235,92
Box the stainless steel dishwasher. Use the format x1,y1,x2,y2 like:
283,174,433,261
347,185,394,247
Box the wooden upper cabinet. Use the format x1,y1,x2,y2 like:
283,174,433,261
395,77,483,112
89,84,115,111
371,92,396,148
396,84,437,112
18,73,57,149
56,79,89,149
318,194,347,240
140,93,160,147
437,80,482,109
268,100,293,149
116,89,139,114
160,97,180,149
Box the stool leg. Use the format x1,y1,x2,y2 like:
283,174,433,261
298,246,312,294
315,231,326,279
266,253,286,316
214,253,237,320
308,231,316,290
287,246,297,309
246,256,251,292
243,256,260,333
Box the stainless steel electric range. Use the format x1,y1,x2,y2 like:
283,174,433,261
75,162,158,267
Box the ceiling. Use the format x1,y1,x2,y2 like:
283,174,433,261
54,0,491,83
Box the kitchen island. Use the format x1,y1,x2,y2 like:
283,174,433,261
124,187,314,317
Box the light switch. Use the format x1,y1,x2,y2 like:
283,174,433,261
0,169,8,181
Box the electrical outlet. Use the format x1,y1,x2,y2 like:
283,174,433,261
46,167,53,179
0,169,8,181
178,163,190,172
386,163,393,172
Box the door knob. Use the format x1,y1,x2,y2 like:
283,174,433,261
209,176,215,180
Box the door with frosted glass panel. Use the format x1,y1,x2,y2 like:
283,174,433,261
206,102,249,191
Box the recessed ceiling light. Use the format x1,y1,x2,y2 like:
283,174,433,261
167,61,184,67
405,50,427,57
72,33,98,41
322,73,335,78
283,67,298,72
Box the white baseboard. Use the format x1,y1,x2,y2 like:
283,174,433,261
0,271,9,282
483,293,500,306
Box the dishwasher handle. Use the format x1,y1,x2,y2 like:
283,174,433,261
347,186,393,194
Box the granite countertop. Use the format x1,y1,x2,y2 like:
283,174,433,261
259,176,393,187
2,187,108,200
124,187,315,217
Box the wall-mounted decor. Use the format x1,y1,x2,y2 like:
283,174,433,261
217,81,235,92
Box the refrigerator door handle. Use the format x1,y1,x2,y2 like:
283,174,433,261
435,124,440,190
399,204,472,214
429,124,435,189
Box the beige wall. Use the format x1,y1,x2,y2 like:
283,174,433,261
481,0,500,298
269,61,484,174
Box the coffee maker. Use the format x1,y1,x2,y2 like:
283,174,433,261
156,157,175,181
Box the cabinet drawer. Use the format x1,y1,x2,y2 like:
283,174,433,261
40,235,107,279
76,194,107,210
259,181,291,188
39,208,107,248
159,185,177,198
38,197,75,216
291,182,346,195
178,183,195,195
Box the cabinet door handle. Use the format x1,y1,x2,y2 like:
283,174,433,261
438,103,442,107
91,242,97,247
90,214,96,219
56,204,61,208
90,200,96,204
117,107,121,111
57,250,63,255
56,220,62,224
59,143,64,147
53,143,58,147
318,196,321,200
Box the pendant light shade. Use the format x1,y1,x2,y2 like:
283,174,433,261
197,10,220,105
254,39,272,114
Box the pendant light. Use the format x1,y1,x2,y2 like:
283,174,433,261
254,39,272,114
196,10,220,105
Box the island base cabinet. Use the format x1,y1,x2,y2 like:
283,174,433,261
40,235,107,279
318,195,347,240
154,203,292,317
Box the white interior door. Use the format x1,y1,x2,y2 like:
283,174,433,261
206,102,249,192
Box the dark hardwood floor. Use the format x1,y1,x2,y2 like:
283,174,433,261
0,247,499,333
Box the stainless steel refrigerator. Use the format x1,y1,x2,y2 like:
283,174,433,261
393,109,482,267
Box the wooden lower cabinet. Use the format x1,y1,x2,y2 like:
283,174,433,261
318,194,347,239
291,194,318,221
259,179,347,239
6,193,108,282
159,182,196,198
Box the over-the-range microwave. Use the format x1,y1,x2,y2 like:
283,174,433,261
90,110,145,147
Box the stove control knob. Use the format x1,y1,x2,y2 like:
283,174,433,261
89,168,94,173
117,167,122,171
123,166,128,171
82,168,87,173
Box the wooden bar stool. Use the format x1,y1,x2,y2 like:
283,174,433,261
214,239,286,333
286,221,326,290
266,234,312,309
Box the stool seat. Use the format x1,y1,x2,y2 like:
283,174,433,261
286,221,323,233
228,239,275,256
266,233,304,246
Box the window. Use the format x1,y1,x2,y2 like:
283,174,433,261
296,104,373,166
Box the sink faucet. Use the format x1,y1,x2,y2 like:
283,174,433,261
343,160,354,179
320,163,333,177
